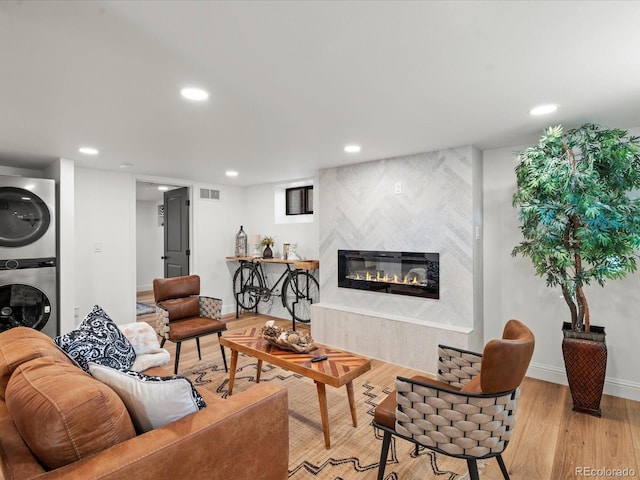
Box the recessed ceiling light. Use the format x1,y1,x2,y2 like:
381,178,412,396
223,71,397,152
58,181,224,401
344,144,361,153
180,87,209,101
78,146,99,155
225,170,238,177
529,104,558,116
119,163,133,169
158,186,169,191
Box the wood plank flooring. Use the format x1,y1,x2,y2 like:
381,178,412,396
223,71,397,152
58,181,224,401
137,291,640,478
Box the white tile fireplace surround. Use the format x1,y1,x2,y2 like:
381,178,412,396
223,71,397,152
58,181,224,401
311,304,472,374
313,145,483,374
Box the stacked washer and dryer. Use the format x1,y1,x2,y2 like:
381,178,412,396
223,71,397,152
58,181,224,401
0,175,58,338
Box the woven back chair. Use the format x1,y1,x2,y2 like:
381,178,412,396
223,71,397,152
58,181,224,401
373,319,534,480
153,275,228,374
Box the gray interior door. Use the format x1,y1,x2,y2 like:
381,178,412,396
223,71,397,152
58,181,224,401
163,187,190,278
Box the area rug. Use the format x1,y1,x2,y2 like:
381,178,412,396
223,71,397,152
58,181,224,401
136,302,155,316
183,356,470,480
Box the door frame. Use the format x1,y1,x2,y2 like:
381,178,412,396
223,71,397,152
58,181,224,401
134,177,194,290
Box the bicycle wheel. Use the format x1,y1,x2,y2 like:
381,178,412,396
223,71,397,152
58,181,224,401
233,264,264,310
282,270,319,323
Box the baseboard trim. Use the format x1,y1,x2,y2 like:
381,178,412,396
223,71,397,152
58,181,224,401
528,362,640,402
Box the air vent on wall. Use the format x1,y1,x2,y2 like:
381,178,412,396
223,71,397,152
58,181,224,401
200,188,220,200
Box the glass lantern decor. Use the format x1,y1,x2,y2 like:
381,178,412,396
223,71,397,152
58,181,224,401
235,225,248,257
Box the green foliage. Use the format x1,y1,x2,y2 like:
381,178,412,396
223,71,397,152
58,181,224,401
512,123,640,331
260,236,275,246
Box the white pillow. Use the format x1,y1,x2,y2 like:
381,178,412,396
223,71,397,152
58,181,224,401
88,363,206,433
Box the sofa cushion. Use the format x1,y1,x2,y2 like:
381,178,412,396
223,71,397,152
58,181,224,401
54,305,136,372
5,357,136,470
0,326,72,401
158,296,200,321
88,363,206,433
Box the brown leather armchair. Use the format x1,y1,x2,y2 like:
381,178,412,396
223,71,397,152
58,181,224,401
373,319,535,480
153,275,228,374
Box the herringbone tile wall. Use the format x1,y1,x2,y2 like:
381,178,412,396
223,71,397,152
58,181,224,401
318,145,478,329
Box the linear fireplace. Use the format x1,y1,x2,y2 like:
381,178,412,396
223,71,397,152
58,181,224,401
338,250,439,299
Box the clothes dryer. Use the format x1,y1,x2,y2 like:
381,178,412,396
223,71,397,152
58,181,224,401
0,176,56,260
0,258,57,338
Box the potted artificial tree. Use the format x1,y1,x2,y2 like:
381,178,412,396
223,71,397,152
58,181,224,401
512,123,640,416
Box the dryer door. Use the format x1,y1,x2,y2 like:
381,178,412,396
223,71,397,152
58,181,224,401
0,283,51,333
0,187,51,248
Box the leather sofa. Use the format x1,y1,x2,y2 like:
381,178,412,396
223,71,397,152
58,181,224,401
0,326,289,480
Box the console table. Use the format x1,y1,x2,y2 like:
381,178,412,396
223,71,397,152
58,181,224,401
226,257,319,328
226,256,319,270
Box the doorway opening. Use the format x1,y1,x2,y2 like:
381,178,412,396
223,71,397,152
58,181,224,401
135,181,187,293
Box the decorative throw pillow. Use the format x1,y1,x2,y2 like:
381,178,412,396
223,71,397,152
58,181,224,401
54,305,136,372
88,363,207,433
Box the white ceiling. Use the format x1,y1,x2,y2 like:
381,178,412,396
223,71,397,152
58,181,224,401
2,1,640,187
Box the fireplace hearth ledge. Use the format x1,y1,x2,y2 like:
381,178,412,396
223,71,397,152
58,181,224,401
310,303,475,375
312,303,472,333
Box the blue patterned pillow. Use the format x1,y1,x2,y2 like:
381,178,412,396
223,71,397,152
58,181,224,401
54,305,136,372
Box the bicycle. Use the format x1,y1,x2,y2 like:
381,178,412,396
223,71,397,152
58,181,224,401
232,259,320,329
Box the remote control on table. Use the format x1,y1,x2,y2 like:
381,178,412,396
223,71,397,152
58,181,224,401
311,355,328,363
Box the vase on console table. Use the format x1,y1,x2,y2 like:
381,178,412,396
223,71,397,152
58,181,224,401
263,244,273,259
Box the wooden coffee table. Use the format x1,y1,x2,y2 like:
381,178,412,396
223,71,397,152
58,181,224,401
219,327,372,449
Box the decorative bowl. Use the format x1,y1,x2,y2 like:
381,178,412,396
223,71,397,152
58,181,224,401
260,321,317,354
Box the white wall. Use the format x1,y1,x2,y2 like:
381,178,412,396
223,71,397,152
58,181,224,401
235,179,320,319
241,179,319,261
133,178,318,319
132,178,318,321
135,200,163,291
75,172,250,323
74,168,136,325
0,166,42,177
483,126,640,401
1,164,314,327
191,182,246,316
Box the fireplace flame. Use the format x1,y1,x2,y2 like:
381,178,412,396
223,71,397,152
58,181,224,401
347,270,429,287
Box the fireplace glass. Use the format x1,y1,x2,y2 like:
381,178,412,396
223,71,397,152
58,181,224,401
338,250,439,299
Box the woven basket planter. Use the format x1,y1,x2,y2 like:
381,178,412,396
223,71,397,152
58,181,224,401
561,322,607,417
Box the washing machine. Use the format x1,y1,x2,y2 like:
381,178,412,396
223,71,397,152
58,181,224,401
0,176,56,260
0,258,57,338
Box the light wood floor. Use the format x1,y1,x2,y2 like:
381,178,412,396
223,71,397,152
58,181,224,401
138,291,640,479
